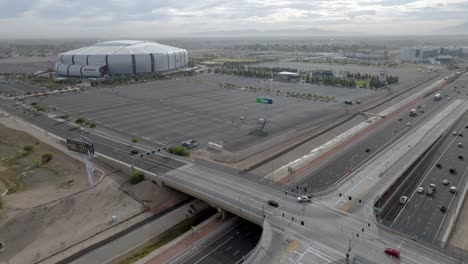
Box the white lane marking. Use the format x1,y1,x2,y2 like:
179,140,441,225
391,117,468,227
191,236,234,264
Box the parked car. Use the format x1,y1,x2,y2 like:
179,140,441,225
429,183,436,190
458,143,463,148
297,195,311,203
365,148,371,153
453,131,458,136
384,248,400,258
267,200,279,207
406,122,411,127
181,139,199,149
450,186,457,193
417,187,424,194
443,180,449,185
130,149,139,155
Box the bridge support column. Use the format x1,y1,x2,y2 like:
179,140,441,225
218,208,227,220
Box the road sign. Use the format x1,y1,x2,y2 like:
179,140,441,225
256,97,273,104
67,138,94,154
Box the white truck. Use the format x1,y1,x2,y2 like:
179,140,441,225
434,93,441,101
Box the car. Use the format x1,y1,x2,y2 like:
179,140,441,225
450,186,457,193
267,200,279,207
426,187,434,195
436,163,442,168
181,139,199,149
443,180,449,185
297,195,311,203
365,148,371,153
453,131,458,136
406,122,411,126
458,154,464,160
450,168,457,175
398,118,403,121
417,187,424,193
440,206,447,213
429,183,436,189
458,143,463,148
399,196,408,204
459,133,463,137
131,149,139,155
384,248,400,258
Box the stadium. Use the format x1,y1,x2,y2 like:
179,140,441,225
55,40,188,77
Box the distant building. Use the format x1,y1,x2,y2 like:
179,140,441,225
311,70,334,78
274,71,301,82
400,46,463,63
435,55,456,64
344,50,386,60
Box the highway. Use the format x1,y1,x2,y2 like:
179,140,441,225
1,74,468,263
170,219,261,264
290,74,468,193
383,104,468,244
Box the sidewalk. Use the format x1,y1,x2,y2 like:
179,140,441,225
140,214,234,264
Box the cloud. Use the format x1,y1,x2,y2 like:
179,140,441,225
0,0,467,38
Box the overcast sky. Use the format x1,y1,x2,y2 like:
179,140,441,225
0,0,467,38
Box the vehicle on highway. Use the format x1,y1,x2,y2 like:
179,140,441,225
398,118,403,121
450,186,457,193
434,93,441,101
453,131,458,136
406,122,411,126
356,100,361,104
450,168,457,175
384,248,400,258
436,163,442,168
267,200,279,207
365,148,371,153
440,206,447,213
297,195,311,203
458,154,464,160
459,133,463,137
344,99,353,105
181,139,199,149
131,149,139,155
399,196,408,204
443,180,449,185
459,143,463,148
417,187,424,194
409,109,417,117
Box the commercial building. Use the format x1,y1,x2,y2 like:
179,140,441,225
311,70,334,78
55,40,188,77
274,71,301,82
400,46,462,63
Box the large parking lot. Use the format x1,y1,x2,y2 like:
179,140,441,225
0,79,47,97
33,74,382,151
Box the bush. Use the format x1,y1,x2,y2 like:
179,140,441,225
167,146,190,157
41,152,54,163
75,117,86,125
129,171,145,184
59,115,69,120
89,123,96,128
23,145,34,155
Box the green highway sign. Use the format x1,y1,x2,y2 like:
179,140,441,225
256,97,273,104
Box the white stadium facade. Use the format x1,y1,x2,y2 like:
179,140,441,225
55,40,188,77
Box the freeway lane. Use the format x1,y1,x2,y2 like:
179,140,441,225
171,219,262,264
291,75,467,193
385,105,468,244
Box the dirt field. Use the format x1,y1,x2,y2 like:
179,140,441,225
0,114,191,264
0,123,88,208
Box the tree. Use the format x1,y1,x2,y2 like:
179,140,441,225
89,123,96,128
42,153,54,164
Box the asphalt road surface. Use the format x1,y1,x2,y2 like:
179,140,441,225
172,219,262,264
292,77,467,193
382,103,468,244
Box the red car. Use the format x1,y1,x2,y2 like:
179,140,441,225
384,248,400,258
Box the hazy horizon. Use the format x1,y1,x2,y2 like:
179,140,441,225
0,0,467,39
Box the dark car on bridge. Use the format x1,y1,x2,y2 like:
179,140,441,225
267,200,279,207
